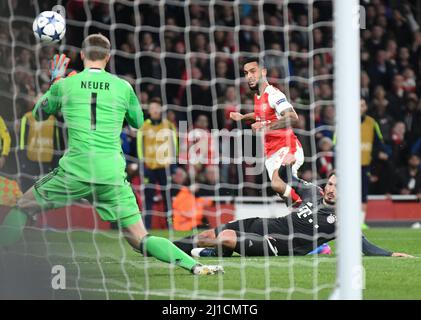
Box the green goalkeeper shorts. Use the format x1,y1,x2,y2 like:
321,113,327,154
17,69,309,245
32,167,141,228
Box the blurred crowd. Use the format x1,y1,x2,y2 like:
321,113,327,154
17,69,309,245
0,0,420,212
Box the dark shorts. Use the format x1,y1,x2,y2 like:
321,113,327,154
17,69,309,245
215,217,278,237
214,217,320,256
33,167,141,228
361,166,370,203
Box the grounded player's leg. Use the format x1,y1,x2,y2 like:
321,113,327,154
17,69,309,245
173,229,215,254
189,229,235,258
173,235,198,253
191,227,275,257
177,229,235,258
218,230,279,256
197,229,235,257
0,187,41,246
186,218,275,258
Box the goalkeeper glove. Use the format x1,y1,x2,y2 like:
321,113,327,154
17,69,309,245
50,53,70,84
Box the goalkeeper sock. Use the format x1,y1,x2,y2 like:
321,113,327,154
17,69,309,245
140,235,198,271
173,235,196,254
0,207,28,246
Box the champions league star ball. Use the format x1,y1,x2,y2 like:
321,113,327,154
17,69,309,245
33,11,66,43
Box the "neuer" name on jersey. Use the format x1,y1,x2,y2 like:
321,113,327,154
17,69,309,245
81,81,110,90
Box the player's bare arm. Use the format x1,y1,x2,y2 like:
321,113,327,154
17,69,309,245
230,112,255,121
266,107,298,130
251,108,298,132
391,253,414,257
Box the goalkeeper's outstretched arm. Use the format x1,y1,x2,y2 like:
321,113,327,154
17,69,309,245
33,53,75,121
32,81,62,121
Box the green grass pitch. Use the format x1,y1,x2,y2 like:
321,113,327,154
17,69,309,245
8,227,421,300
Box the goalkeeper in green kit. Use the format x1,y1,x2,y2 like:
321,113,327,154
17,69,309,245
0,34,223,276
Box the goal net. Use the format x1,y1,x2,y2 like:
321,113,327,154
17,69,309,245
0,0,359,300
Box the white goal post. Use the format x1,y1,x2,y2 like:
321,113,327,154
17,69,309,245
332,0,363,300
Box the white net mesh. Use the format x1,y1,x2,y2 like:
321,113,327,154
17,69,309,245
0,0,338,299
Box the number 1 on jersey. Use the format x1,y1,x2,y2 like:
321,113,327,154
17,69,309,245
90,92,97,130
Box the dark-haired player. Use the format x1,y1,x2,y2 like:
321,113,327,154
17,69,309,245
230,57,303,205
174,169,412,258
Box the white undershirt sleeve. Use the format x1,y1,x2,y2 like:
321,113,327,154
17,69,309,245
268,88,294,118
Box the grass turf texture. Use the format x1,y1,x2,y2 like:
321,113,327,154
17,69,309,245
2,228,420,300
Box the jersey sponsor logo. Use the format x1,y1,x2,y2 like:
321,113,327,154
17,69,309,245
297,202,319,228
297,204,312,218
275,98,286,105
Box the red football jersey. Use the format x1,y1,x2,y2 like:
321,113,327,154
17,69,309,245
254,85,300,157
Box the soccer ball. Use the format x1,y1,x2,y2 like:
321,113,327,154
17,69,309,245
33,11,66,43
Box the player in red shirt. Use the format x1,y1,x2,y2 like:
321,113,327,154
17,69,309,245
230,57,303,204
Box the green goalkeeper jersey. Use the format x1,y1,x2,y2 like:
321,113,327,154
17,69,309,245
32,68,144,185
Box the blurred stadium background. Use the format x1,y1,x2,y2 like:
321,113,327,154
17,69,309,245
1,0,420,229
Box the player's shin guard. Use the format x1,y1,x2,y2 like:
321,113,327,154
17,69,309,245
139,235,198,271
0,207,29,246
234,232,279,256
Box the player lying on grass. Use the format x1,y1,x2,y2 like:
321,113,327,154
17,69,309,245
174,167,413,258
0,34,223,275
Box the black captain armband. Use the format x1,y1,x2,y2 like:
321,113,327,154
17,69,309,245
35,98,51,121
139,234,151,256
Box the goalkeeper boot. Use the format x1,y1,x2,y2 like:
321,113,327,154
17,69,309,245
191,247,217,258
191,264,224,275
307,243,332,255
361,222,370,230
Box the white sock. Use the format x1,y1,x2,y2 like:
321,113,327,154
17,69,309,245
283,185,291,198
